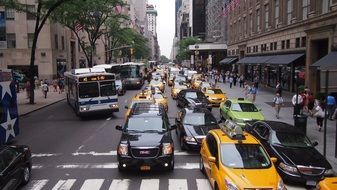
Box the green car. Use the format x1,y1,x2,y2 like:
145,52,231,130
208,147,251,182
219,98,265,127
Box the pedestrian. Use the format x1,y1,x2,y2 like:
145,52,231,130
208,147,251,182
25,81,31,99
307,92,315,115
229,75,233,88
249,84,258,103
326,94,336,120
254,76,259,89
215,73,219,86
312,101,325,131
273,93,284,119
243,82,250,99
41,81,49,98
35,77,40,89
275,81,282,97
292,93,303,115
233,73,237,86
52,79,58,92
239,74,244,88
58,78,64,94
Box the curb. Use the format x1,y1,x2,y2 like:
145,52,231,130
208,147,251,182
19,98,66,117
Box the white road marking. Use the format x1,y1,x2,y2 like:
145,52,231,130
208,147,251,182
109,179,130,190
72,151,117,156
32,153,61,157
285,185,307,190
51,179,76,190
174,163,199,169
196,179,212,190
56,163,119,169
25,179,48,190
169,179,188,190
140,179,160,190
106,117,112,120
75,145,84,153
32,164,43,169
80,179,104,190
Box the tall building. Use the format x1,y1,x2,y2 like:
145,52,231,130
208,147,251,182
226,0,337,93
192,0,206,39
175,0,191,40
146,4,157,36
130,0,148,35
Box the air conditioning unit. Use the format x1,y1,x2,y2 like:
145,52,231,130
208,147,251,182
41,52,46,57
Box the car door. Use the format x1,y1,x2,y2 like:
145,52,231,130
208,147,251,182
202,134,217,186
0,148,21,190
222,100,231,120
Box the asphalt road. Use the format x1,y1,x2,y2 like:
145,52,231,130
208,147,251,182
17,84,308,190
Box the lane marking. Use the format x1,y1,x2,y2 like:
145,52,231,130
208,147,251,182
196,179,212,190
80,179,104,190
175,163,199,170
25,179,48,190
109,179,130,190
140,179,160,190
72,151,117,156
75,145,84,153
169,179,188,190
32,153,61,158
52,179,76,190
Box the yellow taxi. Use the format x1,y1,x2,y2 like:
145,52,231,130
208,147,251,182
152,93,168,111
171,81,188,99
150,78,165,92
204,87,227,106
316,177,337,190
200,120,286,190
168,74,175,86
143,85,162,94
125,92,154,118
192,79,203,89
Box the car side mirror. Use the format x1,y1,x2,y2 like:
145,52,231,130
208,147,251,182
208,156,216,163
115,125,123,131
124,105,128,109
170,124,177,130
270,157,277,163
312,141,318,147
218,120,222,124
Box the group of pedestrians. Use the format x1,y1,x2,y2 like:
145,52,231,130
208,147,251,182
24,77,64,99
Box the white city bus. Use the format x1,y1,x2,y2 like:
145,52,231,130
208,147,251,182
120,62,145,89
64,67,119,116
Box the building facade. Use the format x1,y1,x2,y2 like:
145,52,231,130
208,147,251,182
227,0,337,93
146,4,157,36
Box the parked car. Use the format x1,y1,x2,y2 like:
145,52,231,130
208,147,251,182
171,81,188,99
203,87,227,106
175,107,219,150
116,103,176,171
0,145,32,190
245,120,334,186
176,89,212,110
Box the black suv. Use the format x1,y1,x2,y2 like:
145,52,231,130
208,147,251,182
176,89,212,110
116,104,177,171
0,145,32,190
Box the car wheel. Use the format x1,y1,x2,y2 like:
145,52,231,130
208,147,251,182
180,137,186,150
199,156,205,174
21,165,31,185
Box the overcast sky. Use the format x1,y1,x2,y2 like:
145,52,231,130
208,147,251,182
148,0,175,59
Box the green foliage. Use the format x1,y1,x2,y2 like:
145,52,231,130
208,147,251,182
175,37,201,62
160,55,170,63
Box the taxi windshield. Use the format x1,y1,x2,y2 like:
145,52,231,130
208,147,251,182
271,131,312,148
206,89,223,94
125,117,166,132
231,103,258,112
150,80,161,85
220,144,271,169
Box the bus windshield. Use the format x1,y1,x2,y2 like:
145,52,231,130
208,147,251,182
79,81,116,98
120,66,141,78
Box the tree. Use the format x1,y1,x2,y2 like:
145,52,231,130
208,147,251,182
160,55,170,63
2,0,75,104
175,37,201,63
51,0,124,67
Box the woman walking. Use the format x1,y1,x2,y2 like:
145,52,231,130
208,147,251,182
273,93,284,119
312,101,325,131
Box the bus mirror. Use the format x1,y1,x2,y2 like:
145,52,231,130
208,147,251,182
124,105,129,109
115,125,123,131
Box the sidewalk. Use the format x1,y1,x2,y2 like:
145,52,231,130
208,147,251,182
213,79,337,171
17,87,66,116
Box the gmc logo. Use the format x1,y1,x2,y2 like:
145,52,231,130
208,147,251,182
139,150,151,155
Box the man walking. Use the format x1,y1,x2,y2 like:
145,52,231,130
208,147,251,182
273,93,284,119
326,94,336,120
292,93,303,115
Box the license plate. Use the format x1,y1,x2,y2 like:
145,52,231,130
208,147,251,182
306,180,316,186
140,166,151,171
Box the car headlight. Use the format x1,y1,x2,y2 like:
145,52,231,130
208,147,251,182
277,179,287,190
224,178,239,190
162,143,173,155
118,144,128,156
184,136,196,142
324,169,335,176
80,106,90,111
279,162,299,174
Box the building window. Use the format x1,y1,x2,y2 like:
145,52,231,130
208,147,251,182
322,0,331,14
265,4,269,29
61,36,65,50
270,43,274,50
28,33,34,48
249,13,253,35
287,0,293,25
295,38,300,48
286,39,290,49
275,0,280,26
5,8,15,20
301,37,306,47
26,5,36,20
256,9,261,32
281,40,285,49
54,34,58,49
302,0,310,20
6,33,16,48
274,42,277,50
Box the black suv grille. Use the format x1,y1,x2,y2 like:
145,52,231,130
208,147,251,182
131,147,159,158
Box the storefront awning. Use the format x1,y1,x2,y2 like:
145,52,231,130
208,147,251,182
237,56,273,64
219,57,238,64
311,52,337,70
266,53,304,65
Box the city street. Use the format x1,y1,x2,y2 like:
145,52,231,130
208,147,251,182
14,82,323,190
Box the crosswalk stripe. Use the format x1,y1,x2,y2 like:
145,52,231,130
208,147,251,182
169,179,188,190
109,179,130,190
140,179,160,190
80,179,104,190
196,179,212,190
51,179,76,190
25,179,48,190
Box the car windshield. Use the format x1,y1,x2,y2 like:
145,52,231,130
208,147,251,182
150,80,161,85
175,76,186,82
153,93,164,99
206,89,223,94
201,83,211,88
271,131,312,148
220,144,271,169
231,103,258,112
184,112,217,126
175,83,188,89
185,92,205,99
125,117,166,132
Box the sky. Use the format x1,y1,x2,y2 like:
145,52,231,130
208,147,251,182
148,0,175,59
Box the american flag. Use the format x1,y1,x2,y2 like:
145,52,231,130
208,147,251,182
75,22,84,32
221,0,240,18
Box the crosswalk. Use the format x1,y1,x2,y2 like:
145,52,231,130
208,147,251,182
23,178,212,190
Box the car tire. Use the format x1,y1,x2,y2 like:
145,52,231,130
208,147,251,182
180,137,186,150
21,165,31,185
199,156,205,174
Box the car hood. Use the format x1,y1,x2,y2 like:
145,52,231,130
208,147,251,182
184,124,219,137
186,98,209,105
273,145,332,169
232,111,265,121
121,132,171,147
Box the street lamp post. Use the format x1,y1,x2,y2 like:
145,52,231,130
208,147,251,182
195,45,199,71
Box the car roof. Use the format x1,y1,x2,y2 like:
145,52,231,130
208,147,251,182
181,89,202,93
211,129,260,144
258,120,302,133
229,98,252,103
130,103,164,116
184,107,212,114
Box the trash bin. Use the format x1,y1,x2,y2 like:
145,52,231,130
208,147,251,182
294,114,308,135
